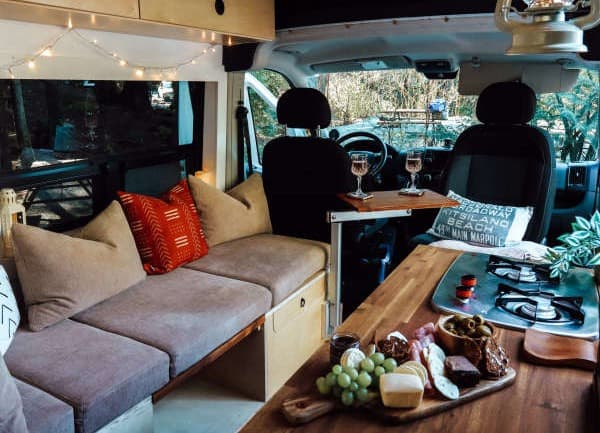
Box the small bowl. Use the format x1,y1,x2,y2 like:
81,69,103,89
435,315,496,355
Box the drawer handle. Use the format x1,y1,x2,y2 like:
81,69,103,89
300,298,306,308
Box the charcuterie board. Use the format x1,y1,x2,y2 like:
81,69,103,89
282,367,516,425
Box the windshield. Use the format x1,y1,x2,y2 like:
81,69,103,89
311,69,599,162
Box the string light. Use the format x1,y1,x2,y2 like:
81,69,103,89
1,24,220,79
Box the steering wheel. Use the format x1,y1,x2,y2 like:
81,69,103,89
336,131,388,176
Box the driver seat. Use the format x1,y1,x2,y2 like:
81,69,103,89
262,88,354,242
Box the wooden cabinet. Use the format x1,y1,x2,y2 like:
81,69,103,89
140,0,275,41
13,0,139,18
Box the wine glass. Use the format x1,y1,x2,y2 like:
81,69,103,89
404,150,423,192
347,152,370,199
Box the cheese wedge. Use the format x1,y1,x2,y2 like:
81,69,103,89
380,373,424,408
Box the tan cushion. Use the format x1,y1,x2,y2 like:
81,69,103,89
184,234,329,306
188,174,272,246
12,201,146,331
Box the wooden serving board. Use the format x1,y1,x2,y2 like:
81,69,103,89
523,329,598,371
282,368,516,425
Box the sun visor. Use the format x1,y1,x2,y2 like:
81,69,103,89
459,62,580,95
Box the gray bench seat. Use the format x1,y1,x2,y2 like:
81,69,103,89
16,380,75,433
5,319,169,433
184,234,329,306
73,267,272,377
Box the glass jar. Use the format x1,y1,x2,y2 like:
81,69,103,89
329,332,360,365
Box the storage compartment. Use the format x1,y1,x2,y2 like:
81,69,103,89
13,0,139,18
139,0,274,41
201,271,326,400
265,271,326,397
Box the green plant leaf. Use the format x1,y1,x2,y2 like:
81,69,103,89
591,211,600,227
571,230,591,240
550,268,561,279
587,253,600,266
564,236,581,247
575,216,591,230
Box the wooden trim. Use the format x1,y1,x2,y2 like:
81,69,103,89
152,315,266,403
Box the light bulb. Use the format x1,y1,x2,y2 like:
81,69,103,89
119,60,127,66
28,60,35,69
135,68,144,77
41,48,53,57
211,47,216,53
67,18,73,29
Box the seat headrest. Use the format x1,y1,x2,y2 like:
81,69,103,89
277,88,331,129
476,82,536,124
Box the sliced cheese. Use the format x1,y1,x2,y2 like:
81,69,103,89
380,373,424,409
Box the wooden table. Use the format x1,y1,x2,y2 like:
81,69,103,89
240,246,597,433
325,189,459,334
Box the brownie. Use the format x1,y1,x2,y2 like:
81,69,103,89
445,355,481,388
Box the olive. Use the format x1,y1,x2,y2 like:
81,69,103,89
473,314,485,326
456,329,466,336
462,318,476,330
445,322,455,331
476,325,492,337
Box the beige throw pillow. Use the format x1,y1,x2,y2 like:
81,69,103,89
188,174,272,246
12,201,146,331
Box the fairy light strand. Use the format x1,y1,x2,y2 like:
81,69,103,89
2,26,219,79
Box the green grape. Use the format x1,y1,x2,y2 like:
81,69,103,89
382,357,398,373
337,372,351,388
356,387,369,402
360,358,375,373
356,371,372,388
325,372,337,387
316,377,331,395
370,352,385,366
349,381,359,392
332,385,342,398
374,366,386,377
343,366,359,380
341,390,354,406
332,364,343,375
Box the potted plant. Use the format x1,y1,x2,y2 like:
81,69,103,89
545,211,600,282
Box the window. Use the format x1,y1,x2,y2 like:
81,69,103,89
0,80,204,230
246,70,291,162
313,70,477,152
317,68,598,161
534,69,599,162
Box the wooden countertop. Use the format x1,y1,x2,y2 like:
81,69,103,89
240,246,597,433
337,189,459,212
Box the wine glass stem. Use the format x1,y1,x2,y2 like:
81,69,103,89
357,175,363,194
410,173,416,190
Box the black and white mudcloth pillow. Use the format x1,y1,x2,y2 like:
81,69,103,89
427,191,534,247
0,265,20,355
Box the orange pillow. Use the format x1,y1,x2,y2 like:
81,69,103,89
118,180,209,274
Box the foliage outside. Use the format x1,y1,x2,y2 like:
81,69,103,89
545,211,600,279
249,69,598,162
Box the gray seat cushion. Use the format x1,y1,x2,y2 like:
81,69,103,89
184,234,329,306
16,379,75,433
0,355,28,433
4,320,169,433
74,268,272,377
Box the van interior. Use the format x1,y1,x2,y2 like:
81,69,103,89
0,1,598,433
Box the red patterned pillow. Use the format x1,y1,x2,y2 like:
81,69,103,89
117,180,209,274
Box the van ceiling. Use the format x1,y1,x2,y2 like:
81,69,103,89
259,8,599,87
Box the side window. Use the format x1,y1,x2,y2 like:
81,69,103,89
533,69,599,162
245,70,291,165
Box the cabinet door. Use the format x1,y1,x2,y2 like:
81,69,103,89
140,0,274,41
15,0,139,18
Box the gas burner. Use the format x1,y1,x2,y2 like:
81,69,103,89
487,255,558,284
495,283,584,325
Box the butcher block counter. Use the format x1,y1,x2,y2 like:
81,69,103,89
240,245,598,433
